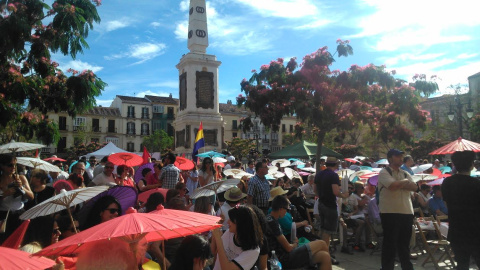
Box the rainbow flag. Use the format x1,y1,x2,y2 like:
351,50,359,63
192,122,205,163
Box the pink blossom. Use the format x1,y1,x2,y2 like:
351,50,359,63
260,64,269,71
251,69,257,73
7,3,17,12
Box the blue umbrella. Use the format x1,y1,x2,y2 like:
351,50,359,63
68,160,91,173
197,151,226,158
438,166,452,173
359,166,373,171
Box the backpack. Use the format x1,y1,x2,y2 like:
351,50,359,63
376,167,408,205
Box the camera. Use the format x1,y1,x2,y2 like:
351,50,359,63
7,182,25,198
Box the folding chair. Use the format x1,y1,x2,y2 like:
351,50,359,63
365,218,382,255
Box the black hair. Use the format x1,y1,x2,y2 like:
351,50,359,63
255,161,265,171
165,152,176,164
116,165,128,176
22,216,55,248
432,185,441,193
248,205,267,240
200,157,216,174
31,169,49,184
56,215,77,240
166,197,187,210
145,192,165,213
169,235,211,270
292,178,302,185
248,160,254,165
451,151,475,173
166,189,180,205
82,195,122,230
101,155,109,163
228,205,262,251
141,168,152,177
0,154,15,169
271,195,289,211
403,155,413,163
420,184,431,191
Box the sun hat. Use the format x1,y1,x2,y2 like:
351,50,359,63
269,186,288,201
224,187,247,202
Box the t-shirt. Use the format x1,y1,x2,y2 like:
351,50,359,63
198,170,215,186
213,230,260,270
315,169,340,208
216,203,233,230
92,173,116,186
442,174,480,243
377,167,414,214
146,173,160,186
266,214,290,263
24,186,55,210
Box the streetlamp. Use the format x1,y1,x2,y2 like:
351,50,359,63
447,95,474,138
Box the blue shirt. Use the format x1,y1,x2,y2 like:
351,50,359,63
428,196,448,216
400,164,414,175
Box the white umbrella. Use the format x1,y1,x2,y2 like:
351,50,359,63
16,157,62,172
412,174,438,182
0,140,46,154
376,159,389,165
354,156,366,161
212,157,227,163
271,159,290,167
301,167,316,173
268,171,286,179
348,170,372,182
336,169,355,179
267,165,278,172
223,169,253,179
20,186,110,233
290,160,305,166
284,167,301,180
190,179,240,199
411,164,433,174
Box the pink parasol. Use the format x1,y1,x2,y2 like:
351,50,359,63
137,188,169,204
109,152,143,167
0,247,55,270
429,137,480,155
1,219,30,249
174,157,195,171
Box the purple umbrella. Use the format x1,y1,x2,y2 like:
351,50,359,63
368,175,379,186
427,177,445,186
134,162,155,183
75,186,138,226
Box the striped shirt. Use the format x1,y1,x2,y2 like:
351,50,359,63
160,164,181,189
247,174,271,208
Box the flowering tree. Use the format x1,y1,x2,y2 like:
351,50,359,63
0,0,106,144
237,40,437,170
224,137,256,161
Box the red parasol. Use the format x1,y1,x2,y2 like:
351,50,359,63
1,219,30,249
174,156,195,170
137,188,169,204
1,247,55,270
35,207,221,257
429,137,480,155
53,179,74,194
109,152,143,167
43,157,67,162
344,158,359,163
141,146,151,166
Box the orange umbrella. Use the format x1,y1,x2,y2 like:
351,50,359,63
1,219,30,249
174,156,195,170
0,247,55,270
35,206,221,257
109,152,143,167
429,137,480,155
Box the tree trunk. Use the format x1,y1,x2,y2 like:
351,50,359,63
315,131,326,171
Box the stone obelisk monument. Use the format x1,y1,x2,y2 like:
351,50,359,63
174,0,224,155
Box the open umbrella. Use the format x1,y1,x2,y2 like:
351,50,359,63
35,206,221,270
301,167,316,173
20,186,109,233
43,157,67,162
1,247,55,270
268,171,285,179
212,157,227,163
344,158,359,163
284,167,301,180
190,179,240,199
427,177,445,186
438,166,452,173
0,140,46,154
429,137,480,155
368,175,379,186
271,159,290,167
174,157,195,171
134,162,155,183
109,152,143,167
53,180,74,194
197,151,226,158
68,160,91,173
336,169,355,179
16,157,62,172
412,174,439,182
376,159,389,165
1,219,30,249
411,164,433,174
348,170,372,182
223,169,253,179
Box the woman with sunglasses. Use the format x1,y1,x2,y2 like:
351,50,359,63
211,205,263,270
82,195,121,230
116,165,135,187
0,154,34,242
21,216,61,249
198,157,217,187
56,214,80,240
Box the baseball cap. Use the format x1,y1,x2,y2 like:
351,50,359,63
387,149,405,158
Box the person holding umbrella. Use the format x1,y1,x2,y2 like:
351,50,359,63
199,157,217,187
116,165,135,188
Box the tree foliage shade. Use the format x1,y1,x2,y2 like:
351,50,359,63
224,137,256,161
237,40,438,169
0,0,105,145
142,130,174,153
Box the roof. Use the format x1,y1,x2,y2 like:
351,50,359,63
85,107,121,117
115,95,150,103
145,95,178,105
468,72,480,80
219,102,248,115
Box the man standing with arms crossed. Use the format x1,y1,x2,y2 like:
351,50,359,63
247,161,270,214
378,149,418,270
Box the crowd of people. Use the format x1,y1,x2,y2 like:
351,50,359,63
0,147,479,270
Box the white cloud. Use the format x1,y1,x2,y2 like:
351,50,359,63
150,22,161,28
64,60,103,73
383,53,446,66
95,99,113,107
179,0,189,12
147,80,178,89
235,0,318,18
295,19,332,30
100,18,132,32
457,53,479,59
105,42,167,64
135,90,173,97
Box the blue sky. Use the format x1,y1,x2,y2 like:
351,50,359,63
52,0,480,106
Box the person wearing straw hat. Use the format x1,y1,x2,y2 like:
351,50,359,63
216,187,247,231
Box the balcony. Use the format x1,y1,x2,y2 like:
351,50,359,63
92,126,101,133
141,113,150,119
127,113,135,118
73,126,85,132
107,127,117,133
127,129,136,135
59,125,68,131
141,130,150,136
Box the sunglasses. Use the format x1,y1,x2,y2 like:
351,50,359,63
52,228,61,234
106,208,120,214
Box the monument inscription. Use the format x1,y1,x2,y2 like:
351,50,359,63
179,73,187,110
196,71,214,109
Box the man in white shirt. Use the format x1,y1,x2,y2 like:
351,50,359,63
86,156,97,180
216,187,246,231
90,161,116,186
300,174,316,205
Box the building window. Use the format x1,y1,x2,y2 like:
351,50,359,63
282,124,286,133
127,106,135,118
289,125,293,133
167,123,174,136
141,107,149,119
127,122,135,135
108,120,116,133
105,137,119,146
167,107,174,119
232,120,238,130
92,118,100,132
57,137,67,153
73,117,86,132
59,116,67,130
141,123,150,135
153,105,164,113
152,120,162,132
232,132,237,138
127,142,135,152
